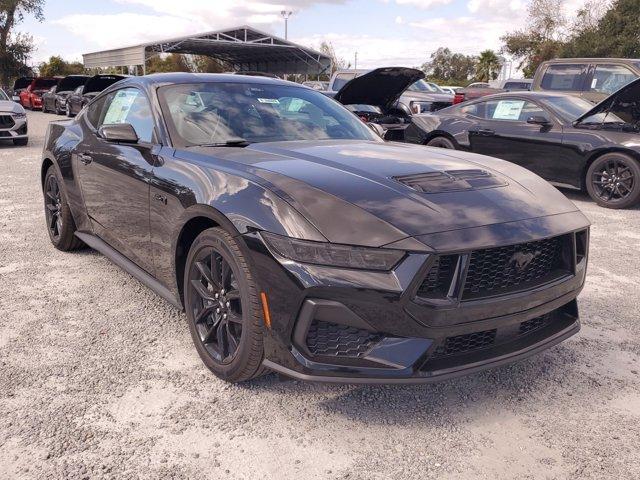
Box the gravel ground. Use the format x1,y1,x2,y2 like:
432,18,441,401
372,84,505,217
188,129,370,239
0,111,639,480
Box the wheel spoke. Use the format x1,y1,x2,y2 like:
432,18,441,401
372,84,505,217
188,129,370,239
221,260,231,290
190,279,215,301
211,252,223,286
225,324,238,352
195,261,218,288
194,305,217,325
225,289,240,301
226,311,243,324
202,324,218,344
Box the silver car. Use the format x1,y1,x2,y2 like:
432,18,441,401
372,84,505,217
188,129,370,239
0,89,28,146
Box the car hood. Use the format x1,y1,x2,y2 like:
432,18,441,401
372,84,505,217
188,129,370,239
0,100,25,114
334,67,425,110
188,140,581,247
57,75,89,93
574,77,640,126
13,77,34,90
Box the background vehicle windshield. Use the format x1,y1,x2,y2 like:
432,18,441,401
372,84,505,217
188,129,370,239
158,82,378,147
545,95,624,124
408,80,445,93
0,89,9,101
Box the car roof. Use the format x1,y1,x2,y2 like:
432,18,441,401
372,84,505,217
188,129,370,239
122,72,297,88
542,57,640,64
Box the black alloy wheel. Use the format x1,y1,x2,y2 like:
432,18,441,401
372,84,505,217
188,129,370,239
43,166,84,251
587,152,640,209
44,173,63,242
426,136,456,149
184,228,265,382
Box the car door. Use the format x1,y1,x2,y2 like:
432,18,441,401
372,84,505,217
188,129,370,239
466,97,567,180
73,87,160,274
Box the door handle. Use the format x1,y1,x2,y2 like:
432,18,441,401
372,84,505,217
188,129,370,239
78,153,92,165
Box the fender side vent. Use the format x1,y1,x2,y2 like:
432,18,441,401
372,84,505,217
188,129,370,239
393,170,507,193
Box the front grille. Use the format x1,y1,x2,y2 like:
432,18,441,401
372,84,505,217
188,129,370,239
0,115,15,128
306,321,383,358
416,255,457,298
462,236,569,300
432,329,497,358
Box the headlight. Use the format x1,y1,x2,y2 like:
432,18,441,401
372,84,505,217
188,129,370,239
261,232,405,271
410,101,432,114
12,112,26,119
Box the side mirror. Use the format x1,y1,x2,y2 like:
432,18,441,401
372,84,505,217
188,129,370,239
527,115,551,126
367,122,386,138
98,123,139,144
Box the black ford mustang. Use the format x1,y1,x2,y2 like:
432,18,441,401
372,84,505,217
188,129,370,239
41,73,590,384
404,79,640,209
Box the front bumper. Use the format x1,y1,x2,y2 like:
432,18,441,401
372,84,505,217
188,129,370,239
246,213,589,384
0,114,28,139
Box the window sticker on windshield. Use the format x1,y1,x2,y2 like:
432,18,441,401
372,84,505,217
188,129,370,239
258,98,280,104
492,100,525,120
591,78,598,89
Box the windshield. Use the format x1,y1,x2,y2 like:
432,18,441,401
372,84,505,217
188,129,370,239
544,95,624,124
158,82,378,147
0,89,9,101
408,80,444,93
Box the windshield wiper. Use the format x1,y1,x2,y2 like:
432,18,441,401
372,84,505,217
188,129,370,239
189,138,251,148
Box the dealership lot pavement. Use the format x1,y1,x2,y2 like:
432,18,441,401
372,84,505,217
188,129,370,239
1,111,639,480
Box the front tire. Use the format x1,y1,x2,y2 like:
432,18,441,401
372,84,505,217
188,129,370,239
586,152,640,209
43,166,84,251
426,136,456,149
184,227,265,383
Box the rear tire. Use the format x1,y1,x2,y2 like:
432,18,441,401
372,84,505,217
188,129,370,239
586,152,640,209
184,227,266,383
43,166,84,251
426,136,456,149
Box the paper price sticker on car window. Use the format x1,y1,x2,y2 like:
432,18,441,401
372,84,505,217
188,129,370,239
104,90,137,124
492,100,525,120
258,98,280,104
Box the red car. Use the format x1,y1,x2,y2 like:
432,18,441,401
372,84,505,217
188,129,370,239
19,77,60,110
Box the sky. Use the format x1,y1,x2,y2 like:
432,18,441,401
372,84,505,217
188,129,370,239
20,0,593,71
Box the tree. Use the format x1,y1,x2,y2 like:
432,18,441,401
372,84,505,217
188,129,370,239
0,0,45,85
319,41,349,77
145,53,191,74
190,55,226,73
475,50,502,82
501,0,566,77
38,55,85,77
421,47,476,85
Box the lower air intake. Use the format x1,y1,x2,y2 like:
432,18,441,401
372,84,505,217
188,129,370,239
306,321,383,358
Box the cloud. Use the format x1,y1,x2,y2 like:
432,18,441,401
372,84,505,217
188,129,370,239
394,0,453,8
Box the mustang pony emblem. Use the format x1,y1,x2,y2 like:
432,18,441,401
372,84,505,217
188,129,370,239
509,251,541,271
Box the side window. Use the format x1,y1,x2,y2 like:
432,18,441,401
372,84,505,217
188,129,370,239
85,94,110,129
589,64,638,95
540,64,588,91
101,88,155,143
483,100,547,122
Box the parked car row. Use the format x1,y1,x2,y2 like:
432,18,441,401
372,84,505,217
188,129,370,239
12,74,126,117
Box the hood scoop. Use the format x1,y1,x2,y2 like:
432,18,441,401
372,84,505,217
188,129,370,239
393,169,507,193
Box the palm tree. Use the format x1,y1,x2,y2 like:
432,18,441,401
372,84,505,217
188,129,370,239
475,50,502,82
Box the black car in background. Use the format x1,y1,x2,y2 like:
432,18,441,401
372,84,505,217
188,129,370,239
42,75,89,114
405,79,640,209
41,73,589,384
66,74,126,116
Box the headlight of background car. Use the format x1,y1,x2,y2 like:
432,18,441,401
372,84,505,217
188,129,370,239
261,232,405,271
12,112,26,119
410,101,432,114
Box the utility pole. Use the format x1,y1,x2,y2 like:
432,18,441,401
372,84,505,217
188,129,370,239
280,10,293,40
354,51,358,70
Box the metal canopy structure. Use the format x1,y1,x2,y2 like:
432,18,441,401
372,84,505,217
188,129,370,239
83,26,332,76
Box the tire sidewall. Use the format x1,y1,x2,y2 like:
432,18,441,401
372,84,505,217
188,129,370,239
586,153,640,209
183,228,261,381
427,136,456,149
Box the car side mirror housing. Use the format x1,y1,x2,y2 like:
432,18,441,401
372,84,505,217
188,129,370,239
367,122,386,138
98,124,139,144
527,115,551,126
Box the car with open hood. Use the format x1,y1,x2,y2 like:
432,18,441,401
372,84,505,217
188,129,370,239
0,88,28,145
19,77,60,110
41,73,589,384
42,75,89,114
404,78,640,208
10,76,35,102
65,74,126,116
